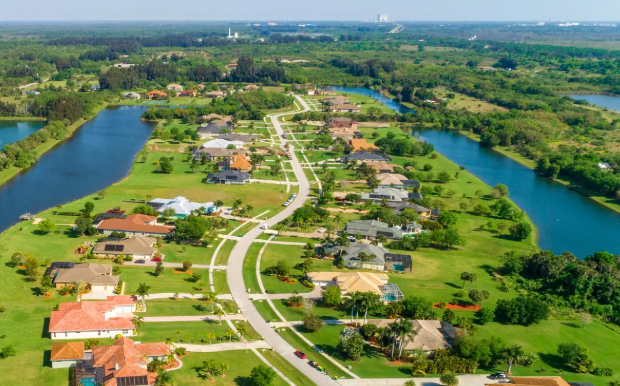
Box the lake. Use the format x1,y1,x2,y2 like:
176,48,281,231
569,94,620,111
335,87,620,257
0,120,46,148
0,106,155,233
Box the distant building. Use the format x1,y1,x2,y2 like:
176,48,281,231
178,90,197,97
96,214,173,237
327,103,361,113
206,90,225,98
166,84,184,92
92,236,159,261
123,92,141,100
46,263,119,299
598,162,612,172
378,14,389,22
147,90,167,100
341,151,388,163
368,319,456,352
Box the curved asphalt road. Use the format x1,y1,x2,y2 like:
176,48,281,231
227,96,340,386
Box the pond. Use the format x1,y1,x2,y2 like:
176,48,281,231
335,87,620,257
0,120,46,148
569,94,620,112
0,106,155,233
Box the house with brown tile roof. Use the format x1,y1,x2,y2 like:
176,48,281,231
244,84,260,91
368,319,457,352
206,90,225,98
324,95,350,106
365,161,400,174
75,337,171,386
166,83,184,92
329,116,357,129
51,263,119,299
50,296,137,340
51,342,86,368
96,214,173,237
92,236,158,260
178,89,197,97
328,103,361,113
308,271,389,295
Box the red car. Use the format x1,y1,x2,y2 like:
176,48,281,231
294,350,307,359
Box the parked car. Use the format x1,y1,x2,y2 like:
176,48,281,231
317,228,326,233
313,345,323,354
294,350,307,359
490,373,508,380
134,259,146,264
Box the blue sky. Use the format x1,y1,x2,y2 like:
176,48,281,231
2,0,619,21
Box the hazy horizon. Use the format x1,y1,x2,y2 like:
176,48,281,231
2,0,620,22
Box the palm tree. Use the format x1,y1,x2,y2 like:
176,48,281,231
440,372,458,386
479,290,490,306
236,323,248,339
226,329,235,342
132,316,145,332
245,204,254,217
206,332,215,344
219,362,229,377
505,344,526,373
136,283,151,308
165,337,173,347
398,322,417,361
156,369,174,386
468,273,478,291
336,232,350,257
333,213,344,230
198,333,204,344
215,308,225,325
360,292,382,325
460,272,470,288
201,359,218,380
205,291,218,312
186,333,193,344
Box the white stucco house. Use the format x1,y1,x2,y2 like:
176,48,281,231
148,196,217,217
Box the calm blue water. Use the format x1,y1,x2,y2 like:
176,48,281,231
0,120,46,148
336,87,620,257
569,94,620,111
0,106,155,233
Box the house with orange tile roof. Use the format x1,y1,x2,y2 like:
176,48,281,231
50,296,137,339
96,214,173,237
228,155,253,172
50,341,86,368
178,89,197,97
147,90,167,100
73,337,171,386
349,138,379,152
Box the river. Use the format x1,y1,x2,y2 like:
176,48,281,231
0,120,46,148
333,86,620,257
0,106,155,233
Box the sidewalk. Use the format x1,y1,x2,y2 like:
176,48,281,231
176,340,270,352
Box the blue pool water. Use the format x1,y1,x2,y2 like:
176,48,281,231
391,263,405,272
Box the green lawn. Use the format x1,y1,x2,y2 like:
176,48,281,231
159,241,216,265
272,299,349,322
121,266,209,295
243,243,264,294
214,239,236,265
259,244,325,294
261,349,316,386
253,299,281,322
276,328,349,379
168,350,290,386
212,270,230,294
300,325,411,378
139,321,236,344
144,298,219,317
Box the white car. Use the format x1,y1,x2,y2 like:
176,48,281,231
283,201,290,207
291,193,297,197
317,228,326,233
260,223,269,230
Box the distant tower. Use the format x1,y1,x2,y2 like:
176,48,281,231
228,28,232,38
377,14,388,22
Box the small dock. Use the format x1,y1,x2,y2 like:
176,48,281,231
19,212,36,221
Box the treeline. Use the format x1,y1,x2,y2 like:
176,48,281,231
500,250,620,325
330,58,397,78
231,56,285,83
142,90,294,121
99,61,180,91
380,64,620,199
0,121,68,170
291,111,402,123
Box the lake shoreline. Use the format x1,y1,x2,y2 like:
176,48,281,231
0,102,108,188
460,130,620,216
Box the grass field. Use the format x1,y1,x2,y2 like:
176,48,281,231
260,349,316,386
121,266,209,295
167,350,291,386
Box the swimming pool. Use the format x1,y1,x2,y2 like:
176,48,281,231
391,263,405,272
383,293,397,302
80,378,96,386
